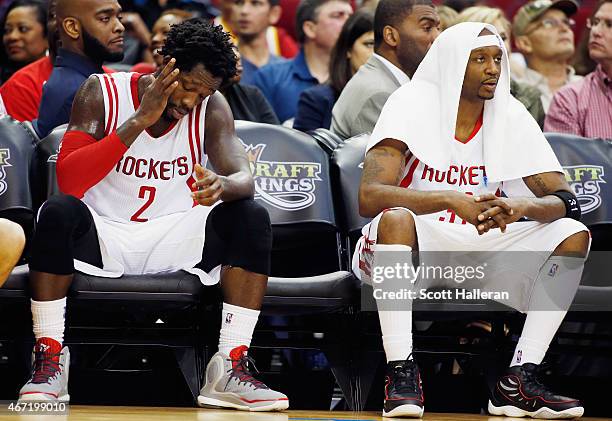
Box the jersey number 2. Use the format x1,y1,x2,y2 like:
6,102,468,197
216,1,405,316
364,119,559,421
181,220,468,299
131,186,156,222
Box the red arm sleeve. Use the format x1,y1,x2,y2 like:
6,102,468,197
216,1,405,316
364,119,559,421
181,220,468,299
56,130,128,198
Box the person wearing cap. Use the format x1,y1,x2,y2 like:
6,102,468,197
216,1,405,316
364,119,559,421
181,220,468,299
545,0,612,139
354,21,589,419
513,0,582,112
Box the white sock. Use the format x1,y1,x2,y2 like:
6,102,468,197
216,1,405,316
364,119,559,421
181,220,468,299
373,244,414,363
379,310,413,362
31,298,66,345
218,302,260,356
511,255,585,367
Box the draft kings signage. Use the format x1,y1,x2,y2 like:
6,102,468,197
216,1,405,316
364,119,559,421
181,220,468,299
243,142,322,211
563,165,606,214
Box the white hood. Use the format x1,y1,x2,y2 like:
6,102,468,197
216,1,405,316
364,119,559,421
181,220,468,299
367,22,561,184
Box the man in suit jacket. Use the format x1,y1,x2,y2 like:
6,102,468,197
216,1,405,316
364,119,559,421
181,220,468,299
331,0,440,139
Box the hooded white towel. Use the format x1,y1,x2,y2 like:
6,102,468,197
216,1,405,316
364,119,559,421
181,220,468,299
367,22,561,184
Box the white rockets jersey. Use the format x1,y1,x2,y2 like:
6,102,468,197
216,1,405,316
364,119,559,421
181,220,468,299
82,72,209,223
397,119,502,225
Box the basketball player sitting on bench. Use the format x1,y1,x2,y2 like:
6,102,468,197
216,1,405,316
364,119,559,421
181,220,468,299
19,19,289,411
353,23,589,419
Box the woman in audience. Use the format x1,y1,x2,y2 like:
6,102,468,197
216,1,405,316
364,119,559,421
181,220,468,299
293,9,373,132
453,6,546,128
0,0,47,84
131,8,194,74
573,26,598,76
221,46,279,124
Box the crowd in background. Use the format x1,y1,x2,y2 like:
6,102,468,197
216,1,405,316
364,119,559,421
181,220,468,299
0,0,609,141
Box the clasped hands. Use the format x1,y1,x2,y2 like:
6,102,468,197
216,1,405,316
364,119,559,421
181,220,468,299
454,193,529,235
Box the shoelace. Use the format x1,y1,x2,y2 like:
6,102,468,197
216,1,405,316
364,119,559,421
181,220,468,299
227,354,267,389
31,351,63,384
390,355,418,395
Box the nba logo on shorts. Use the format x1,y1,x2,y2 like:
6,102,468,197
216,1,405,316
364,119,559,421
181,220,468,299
225,313,233,324
516,350,522,364
548,264,559,277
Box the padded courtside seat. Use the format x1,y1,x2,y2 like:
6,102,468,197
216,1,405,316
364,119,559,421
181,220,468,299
3,266,201,300
264,271,356,310
546,133,612,226
545,133,612,312
309,128,344,155
234,121,356,304
30,124,65,211
330,133,370,268
234,121,360,408
0,116,38,241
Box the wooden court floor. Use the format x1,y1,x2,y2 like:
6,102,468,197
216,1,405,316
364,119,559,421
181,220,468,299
0,407,610,421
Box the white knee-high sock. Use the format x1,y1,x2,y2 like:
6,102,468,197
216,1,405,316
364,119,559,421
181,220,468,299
31,298,66,345
218,302,260,356
373,244,414,362
511,255,585,367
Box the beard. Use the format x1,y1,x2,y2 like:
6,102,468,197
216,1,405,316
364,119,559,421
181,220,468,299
82,27,124,63
396,34,427,79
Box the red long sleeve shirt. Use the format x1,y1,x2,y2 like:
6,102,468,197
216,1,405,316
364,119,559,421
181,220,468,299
56,130,128,198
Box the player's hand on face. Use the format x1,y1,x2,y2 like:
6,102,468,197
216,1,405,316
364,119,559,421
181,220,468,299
191,163,224,206
135,58,180,127
474,194,526,234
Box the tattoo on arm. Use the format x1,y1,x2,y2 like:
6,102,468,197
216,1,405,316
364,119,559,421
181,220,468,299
530,174,551,196
361,149,390,184
524,172,572,198
361,144,405,187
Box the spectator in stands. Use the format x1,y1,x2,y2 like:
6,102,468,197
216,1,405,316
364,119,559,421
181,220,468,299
513,0,581,112
32,0,125,139
231,0,298,84
253,0,353,124
436,4,457,31
573,23,597,76
135,0,219,29
131,8,194,74
215,0,296,60
0,0,56,122
114,11,152,67
0,0,48,84
0,218,25,286
221,46,279,123
293,9,373,132
454,6,546,127
545,0,612,139
331,0,439,139
215,0,239,38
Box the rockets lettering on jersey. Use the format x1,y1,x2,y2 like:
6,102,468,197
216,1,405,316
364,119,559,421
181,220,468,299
420,164,487,187
114,156,190,180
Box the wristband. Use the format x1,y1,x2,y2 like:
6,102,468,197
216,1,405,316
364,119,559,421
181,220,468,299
549,190,581,221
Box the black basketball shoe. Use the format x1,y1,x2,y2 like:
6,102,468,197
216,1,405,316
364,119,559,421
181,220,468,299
383,356,424,418
488,363,584,419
